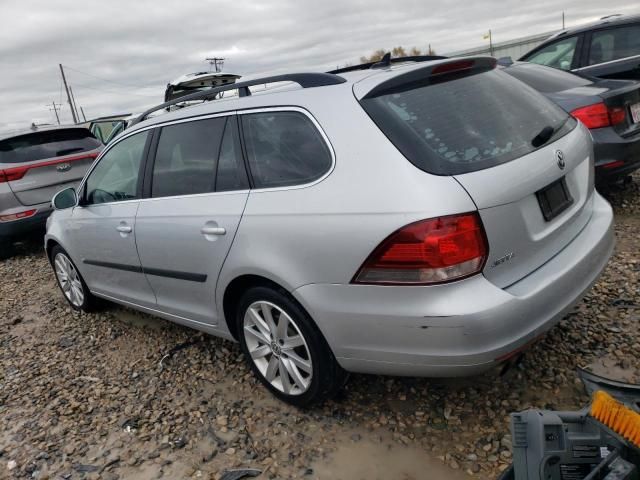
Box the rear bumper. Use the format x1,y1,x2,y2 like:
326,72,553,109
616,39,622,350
0,206,51,240
293,192,614,377
592,127,640,181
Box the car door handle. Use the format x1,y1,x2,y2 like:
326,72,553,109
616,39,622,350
201,226,226,236
116,225,132,233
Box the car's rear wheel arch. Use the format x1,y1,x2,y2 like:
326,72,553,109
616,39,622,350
223,274,296,341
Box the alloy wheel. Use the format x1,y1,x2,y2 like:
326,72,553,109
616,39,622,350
54,253,85,307
243,301,313,395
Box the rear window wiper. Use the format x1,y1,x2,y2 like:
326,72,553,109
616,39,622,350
531,115,573,148
531,125,556,148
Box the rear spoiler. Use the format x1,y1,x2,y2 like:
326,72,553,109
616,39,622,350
361,57,498,99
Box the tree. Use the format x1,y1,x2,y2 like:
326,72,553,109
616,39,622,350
359,45,436,65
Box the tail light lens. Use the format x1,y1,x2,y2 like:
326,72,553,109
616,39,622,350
0,151,99,184
571,102,626,129
0,167,28,183
353,212,488,285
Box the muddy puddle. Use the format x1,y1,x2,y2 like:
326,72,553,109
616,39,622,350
312,432,467,480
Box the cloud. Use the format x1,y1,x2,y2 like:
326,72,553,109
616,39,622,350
0,0,637,133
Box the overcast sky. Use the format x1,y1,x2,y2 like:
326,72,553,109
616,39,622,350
1,0,638,133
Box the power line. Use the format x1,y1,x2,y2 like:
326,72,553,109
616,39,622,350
70,81,158,98
61,64,158,90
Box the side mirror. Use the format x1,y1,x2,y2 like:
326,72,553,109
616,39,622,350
52,187,77,210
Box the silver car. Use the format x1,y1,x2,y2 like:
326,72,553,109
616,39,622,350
45,57,614,405
0,125,102,252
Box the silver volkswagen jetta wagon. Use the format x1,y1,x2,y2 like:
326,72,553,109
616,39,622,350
46,57,614,405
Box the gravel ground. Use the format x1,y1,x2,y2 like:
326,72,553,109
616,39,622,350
1,175,639,480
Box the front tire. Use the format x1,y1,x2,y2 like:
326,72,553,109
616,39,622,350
50,245,95,312
237,286,345,406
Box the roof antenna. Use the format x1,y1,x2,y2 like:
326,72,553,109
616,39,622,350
371,52,392,69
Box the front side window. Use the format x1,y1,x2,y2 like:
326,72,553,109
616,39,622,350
588,25,640,65
527,36,579,71
85,131,148,205
241,111,332,189
151,117,226,198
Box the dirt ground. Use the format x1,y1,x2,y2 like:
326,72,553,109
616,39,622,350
1,176,639,480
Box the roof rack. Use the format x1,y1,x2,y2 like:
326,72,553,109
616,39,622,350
328,55,448,74
131,72,346,126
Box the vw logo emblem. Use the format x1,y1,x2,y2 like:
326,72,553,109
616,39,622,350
56,163,71,172
555,150,565,170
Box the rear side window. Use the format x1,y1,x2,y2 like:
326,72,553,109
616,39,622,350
361,69,575,175
503,64,592,92
588,25,640,65
241,111,332,189
151,117,226,198
0,128,101,164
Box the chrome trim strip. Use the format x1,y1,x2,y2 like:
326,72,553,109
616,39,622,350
573,54,640,71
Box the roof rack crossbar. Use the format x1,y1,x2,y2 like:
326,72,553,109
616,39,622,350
328,55,448,74
132,72,346,126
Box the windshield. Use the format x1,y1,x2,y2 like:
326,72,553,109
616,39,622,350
360,68,575,175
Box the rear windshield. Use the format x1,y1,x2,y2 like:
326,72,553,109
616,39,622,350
360,68,576,175
503,63,592,93
0,128,101,164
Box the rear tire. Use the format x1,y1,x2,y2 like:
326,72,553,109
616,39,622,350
236,285,346,407
50,245,96,312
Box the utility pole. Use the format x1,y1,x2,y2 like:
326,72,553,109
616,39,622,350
69,86,80,123
59,64,78,124
46,102,62,125
205,57,225,72
489,29,494,56
562,11,565,29
80,106,87,122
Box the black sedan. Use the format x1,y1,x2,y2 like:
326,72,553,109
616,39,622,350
502,62,640,183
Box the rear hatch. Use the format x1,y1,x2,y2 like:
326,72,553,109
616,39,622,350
0,128,102,206
357,58,595,288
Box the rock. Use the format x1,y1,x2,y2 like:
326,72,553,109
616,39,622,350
58,337,74,348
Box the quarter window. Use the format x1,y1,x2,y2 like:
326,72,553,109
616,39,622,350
588,25,640,65
527,36,578,71
151,117,226,198
85,131,148,205
241,111,332,189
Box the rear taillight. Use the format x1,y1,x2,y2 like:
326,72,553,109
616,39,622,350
0,166,28,183
570,102,626,129
0,209,37,222
353,212,488,285
0,151,99,184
